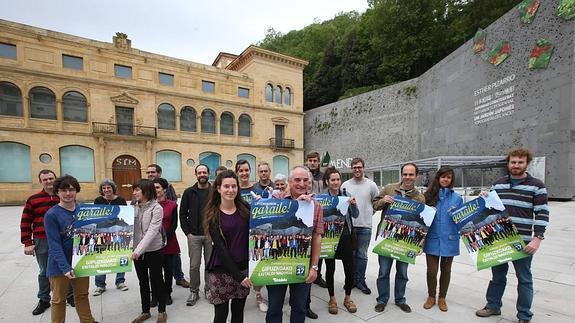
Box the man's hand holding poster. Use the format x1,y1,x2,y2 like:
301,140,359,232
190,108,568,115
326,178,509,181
249,198,314,286
451,191,528,270
372,196,436,264
315,194,349,259
72,204,134,277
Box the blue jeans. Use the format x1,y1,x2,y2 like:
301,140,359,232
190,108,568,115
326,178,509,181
95,272,126,288
376,255,409,305
34,238,51,302
266,283,310,323
353,227,371,284
486,256,533,321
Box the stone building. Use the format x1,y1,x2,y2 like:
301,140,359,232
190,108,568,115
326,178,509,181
0,19,307,203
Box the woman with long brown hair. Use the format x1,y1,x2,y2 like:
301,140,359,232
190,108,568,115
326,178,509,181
423,167,463,312
204,170,252,323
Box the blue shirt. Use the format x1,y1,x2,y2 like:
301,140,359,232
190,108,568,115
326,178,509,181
44,204,75,277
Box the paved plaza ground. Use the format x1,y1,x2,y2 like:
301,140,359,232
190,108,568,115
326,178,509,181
0,201,573,322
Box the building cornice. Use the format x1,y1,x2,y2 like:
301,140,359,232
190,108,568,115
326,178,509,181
226,45,308,71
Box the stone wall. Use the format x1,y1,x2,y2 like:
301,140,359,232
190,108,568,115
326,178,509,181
304,1,574,199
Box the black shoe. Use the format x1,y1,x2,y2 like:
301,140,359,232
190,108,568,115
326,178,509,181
67,298,75,307
356,281,371,295
313,276,327,288
374,303,386,313
150,297,158,308
32,300,50,315
396,303,412,313
166,295,173,305
306,308,318,319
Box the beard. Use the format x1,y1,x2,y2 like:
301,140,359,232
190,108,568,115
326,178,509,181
509,166,527,176
198,176,208,184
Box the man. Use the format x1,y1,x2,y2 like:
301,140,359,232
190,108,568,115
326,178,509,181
21,169,60,315
180,164,212,306
372,163,424,313
254,162,275,192
341,157,380,295
305,152,327,289
147,164,189,289
476,148,548,323
266,166,323,323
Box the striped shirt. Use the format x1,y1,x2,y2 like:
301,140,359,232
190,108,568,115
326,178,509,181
491,173,549,242
20,189,59,246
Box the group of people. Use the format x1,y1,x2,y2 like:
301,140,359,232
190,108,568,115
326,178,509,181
20,147,548,323
462,217,518,252
249,234,312,260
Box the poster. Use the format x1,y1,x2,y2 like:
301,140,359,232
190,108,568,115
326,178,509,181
487,40,511,66
249,198,315,286
71,204,134,277
315,194,349,259
372,196,435,264
451,191,528,270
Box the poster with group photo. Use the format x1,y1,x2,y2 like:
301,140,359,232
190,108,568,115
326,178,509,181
315,194,349,259
372,196,435,264
249,198,314,286
71,204,134,277
451,191,528,270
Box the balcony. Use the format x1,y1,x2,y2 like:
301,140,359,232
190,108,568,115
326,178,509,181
269,138,295,150
92,122,157,138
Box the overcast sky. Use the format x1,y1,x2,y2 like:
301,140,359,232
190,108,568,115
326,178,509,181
0,0,369,65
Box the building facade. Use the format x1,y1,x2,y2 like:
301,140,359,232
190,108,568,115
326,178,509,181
0,19,307,203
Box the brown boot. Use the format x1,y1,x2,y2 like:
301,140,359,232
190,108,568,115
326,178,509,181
156,312,167,323
423,297,436,309
438,298,448,312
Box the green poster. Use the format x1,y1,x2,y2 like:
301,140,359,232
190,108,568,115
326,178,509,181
72,205,134,277
487,40,511,66
529,38,554,69
557,0,575,20
249,198,315,285
473,29,486,53
315,194,349,259
518,0,540,24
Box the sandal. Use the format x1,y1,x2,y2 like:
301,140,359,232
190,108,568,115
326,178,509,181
256,292,268,312
344,298,357,313
328,299,338,314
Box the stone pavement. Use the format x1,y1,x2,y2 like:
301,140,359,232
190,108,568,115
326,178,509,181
0,201,573,323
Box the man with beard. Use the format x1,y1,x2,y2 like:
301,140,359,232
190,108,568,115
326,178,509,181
372,163,424,314
180,164,212,306
476,148,548,323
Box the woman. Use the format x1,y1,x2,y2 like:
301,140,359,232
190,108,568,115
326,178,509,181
272,173,288,196
322,167,359,315
423,167,463,312
131,179,167,323
153,177,180,306
93,178,129,296
235,159,268,312
204,170,252,323
44,175,97,323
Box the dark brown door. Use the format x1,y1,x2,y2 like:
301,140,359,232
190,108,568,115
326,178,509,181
112,155,142,202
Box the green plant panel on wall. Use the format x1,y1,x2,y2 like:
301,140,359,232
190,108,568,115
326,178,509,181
557,0,575,20
473,29,486,53
487,41,511,66
529,38,554,69
518,0,540,24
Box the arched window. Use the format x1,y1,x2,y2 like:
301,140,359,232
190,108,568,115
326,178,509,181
62,91,87,122
201,109,216,134
273,155,289,179
199,152,221,180
274,85,282,104
265,83,273,102
284,87,292,105
29,86,56,120
158,103,176,130
180,106,197,132
156,150,181,181
220,112,234,135
0,142,31,182
0,82,23,116
60,145,94,182
238,114,251,137
237,154,256,182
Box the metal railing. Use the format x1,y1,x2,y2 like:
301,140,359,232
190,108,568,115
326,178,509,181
269,138,295,149
92,122,157,137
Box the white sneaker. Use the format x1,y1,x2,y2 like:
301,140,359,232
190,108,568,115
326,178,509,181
256,293,268,312
93,287,106,296
116,283,129,291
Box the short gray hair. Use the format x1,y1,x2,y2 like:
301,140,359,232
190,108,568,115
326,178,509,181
273,173,287,183
98,178,117,195
288,166,312,181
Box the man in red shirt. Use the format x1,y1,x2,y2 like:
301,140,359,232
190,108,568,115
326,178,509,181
21,169,59,315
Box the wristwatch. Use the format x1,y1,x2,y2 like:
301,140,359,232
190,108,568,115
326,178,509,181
535,234,545,240
311,265,319,271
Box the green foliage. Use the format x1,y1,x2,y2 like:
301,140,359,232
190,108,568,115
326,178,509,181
258,0,521,110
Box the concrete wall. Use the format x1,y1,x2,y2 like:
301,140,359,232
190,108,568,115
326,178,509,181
304,1,574,199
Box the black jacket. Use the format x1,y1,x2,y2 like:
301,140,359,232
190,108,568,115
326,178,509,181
179,183,211,235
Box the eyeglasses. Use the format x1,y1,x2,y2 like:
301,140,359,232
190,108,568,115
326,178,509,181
146,171,156,174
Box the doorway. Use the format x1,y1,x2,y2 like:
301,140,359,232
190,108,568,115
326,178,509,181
112,155,141,201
